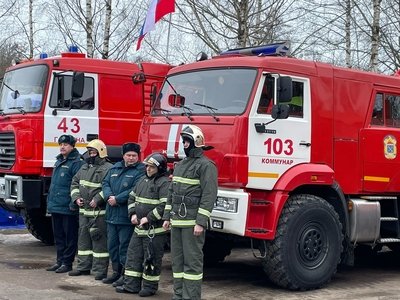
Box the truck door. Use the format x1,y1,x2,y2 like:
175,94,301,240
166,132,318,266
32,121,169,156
43,72,98,167
360,92,400,192
247,74,312,189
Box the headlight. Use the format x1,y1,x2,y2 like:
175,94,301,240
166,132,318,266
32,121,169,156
214,196,238,213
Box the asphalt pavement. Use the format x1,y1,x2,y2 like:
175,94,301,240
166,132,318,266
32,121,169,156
2,227,400,300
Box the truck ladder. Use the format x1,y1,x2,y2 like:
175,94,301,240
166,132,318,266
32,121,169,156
362,196,400,244
379,197,400,243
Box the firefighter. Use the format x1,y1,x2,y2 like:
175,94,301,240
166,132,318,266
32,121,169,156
162,125,218,300
116,152,170,296
102,142,145,284
68,139,113,280
46,135,85,273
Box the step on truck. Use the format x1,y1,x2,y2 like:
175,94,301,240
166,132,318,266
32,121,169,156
138,42,400,290
0,47,172,244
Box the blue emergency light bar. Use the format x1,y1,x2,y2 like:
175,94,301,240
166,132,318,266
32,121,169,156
39,53,48,59
220,42,290,57
68,45,79,53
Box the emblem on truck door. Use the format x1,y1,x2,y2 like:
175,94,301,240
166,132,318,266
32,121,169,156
384,135,397,160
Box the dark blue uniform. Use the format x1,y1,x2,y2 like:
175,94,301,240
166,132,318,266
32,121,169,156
47,148,84,269
102,160,145,275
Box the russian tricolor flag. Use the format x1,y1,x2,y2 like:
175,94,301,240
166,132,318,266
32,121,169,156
136,0,175,50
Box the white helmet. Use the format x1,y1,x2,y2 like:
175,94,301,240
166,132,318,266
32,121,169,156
86,139,108,158
180,125,205,148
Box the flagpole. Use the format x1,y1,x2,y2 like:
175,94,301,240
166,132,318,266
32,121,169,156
166,13,172,63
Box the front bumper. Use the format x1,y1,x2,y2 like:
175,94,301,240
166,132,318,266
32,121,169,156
0,175,43,210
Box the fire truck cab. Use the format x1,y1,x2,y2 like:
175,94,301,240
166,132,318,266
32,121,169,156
0,48,171,244
139,42,400,290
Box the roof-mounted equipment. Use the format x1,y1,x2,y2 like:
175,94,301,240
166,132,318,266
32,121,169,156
220,41,290,57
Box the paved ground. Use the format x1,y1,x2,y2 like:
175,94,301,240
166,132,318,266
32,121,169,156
1,228,400,299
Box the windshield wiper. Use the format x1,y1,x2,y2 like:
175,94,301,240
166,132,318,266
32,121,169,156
178,105,193,121
153,108,172,120
8,106,26,115
193,103,220,122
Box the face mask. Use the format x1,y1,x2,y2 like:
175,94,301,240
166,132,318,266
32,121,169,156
87,155,99,165
182,137,195,157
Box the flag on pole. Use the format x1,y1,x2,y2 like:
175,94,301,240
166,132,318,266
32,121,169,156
136,0,175,50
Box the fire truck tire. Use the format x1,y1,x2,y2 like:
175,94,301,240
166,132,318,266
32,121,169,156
262,194,343,290
22,208,54,245
203,235,234,266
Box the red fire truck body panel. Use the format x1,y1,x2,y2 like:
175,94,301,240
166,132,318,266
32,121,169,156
0,56,170,177
140,43,400,289
0,51,171,244
140,53,400,238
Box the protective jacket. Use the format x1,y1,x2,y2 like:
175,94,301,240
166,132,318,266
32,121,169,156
71,156,113,215
162,147,218,300
47,148,84,215
124,173,170,294
163,147,217,228
70,156,113,276
128,174,170,236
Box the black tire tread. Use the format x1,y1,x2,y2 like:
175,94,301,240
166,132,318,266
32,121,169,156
262,194,343,290
22,209,54,245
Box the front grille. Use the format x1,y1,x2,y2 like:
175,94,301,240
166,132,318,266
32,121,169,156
0,132,16,169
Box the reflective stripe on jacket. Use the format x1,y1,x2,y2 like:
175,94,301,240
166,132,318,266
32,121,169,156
163,147,217,228
70,156,113,215
128,174,170,235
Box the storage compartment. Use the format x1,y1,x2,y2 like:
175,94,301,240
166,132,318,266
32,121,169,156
349,199,380,243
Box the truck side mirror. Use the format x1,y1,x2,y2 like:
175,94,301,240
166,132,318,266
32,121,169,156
168,94,185,107
277,76,292,103
132,72,146,84
71,72,84,98
271,104,290,119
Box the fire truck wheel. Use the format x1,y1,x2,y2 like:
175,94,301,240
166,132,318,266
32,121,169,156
203,234,234,266
22,208,54,245
262,194,343,290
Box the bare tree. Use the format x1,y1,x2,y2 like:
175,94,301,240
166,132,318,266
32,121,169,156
370,0,382,71
44,0,143,59
0,0,44,60
345,0,353,68
102,0,112,59
172,0,295,55
28,0,34,58
86,0,94,57
374,0,400,73
0,42,26,77
1,0,400,74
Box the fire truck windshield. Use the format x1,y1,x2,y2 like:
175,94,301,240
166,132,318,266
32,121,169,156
153,68,257,116
0,64,48,114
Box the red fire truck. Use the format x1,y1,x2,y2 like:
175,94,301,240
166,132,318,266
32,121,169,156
138,42,400,290
0,47,171,244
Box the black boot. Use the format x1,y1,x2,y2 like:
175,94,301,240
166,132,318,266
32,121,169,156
139,288,156,297
102,263,121,284
112,267,125,287
115,285,139,294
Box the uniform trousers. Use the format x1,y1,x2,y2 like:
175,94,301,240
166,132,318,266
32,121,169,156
171,226,205,300
51,212,79,266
